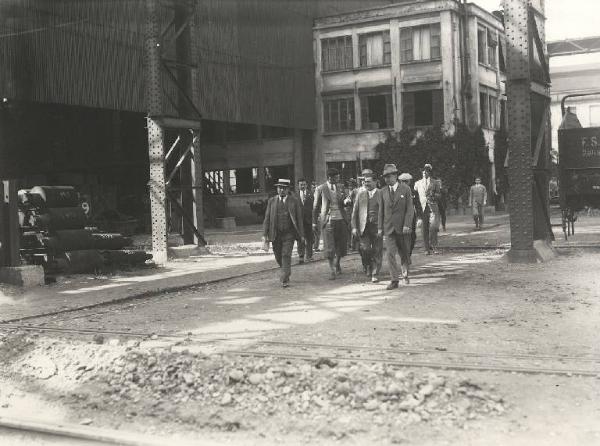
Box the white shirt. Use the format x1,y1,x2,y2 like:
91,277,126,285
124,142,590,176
299,190,306,203
368,188,377,199
278,195,287,204
327,182,336,193
388,182,398,194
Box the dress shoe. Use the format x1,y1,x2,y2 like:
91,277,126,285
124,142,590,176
402,276,410,285
306,257,313,262
386,281,399,290
335,265,342,275
371,276,379,283
282,281,289,288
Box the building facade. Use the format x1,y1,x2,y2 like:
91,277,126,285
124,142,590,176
313,0,506,182
548,37,600,152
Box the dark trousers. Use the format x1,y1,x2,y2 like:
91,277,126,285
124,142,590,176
272,231,295,283
385,231,411,280
323,218,348,260
439,201,447,230
422,206,439,252
359,222,382,277
297,221,313,260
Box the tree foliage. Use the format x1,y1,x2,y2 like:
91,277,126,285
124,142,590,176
373,125,491,208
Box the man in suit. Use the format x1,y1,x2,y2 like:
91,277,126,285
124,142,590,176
295,178,314,263
399,173,423,256
352,170,383,283
469,176,487,230
262,179,305,287
378,164,414,289
313,168,348,280
414,163,442,255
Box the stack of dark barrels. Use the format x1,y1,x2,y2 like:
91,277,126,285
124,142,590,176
18,186,151,275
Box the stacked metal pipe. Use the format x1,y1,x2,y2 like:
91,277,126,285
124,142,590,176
18,186,151,275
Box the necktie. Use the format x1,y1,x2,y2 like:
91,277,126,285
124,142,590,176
301,192,305,204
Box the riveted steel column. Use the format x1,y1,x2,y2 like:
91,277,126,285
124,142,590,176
188,0,204,243
145,0,168,265
503,0,536,262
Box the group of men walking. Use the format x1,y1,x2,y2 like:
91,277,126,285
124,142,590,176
262,162,484,288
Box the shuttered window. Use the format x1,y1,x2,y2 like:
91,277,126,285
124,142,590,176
402,90,444,128
323,97,355,133
321,36,353,72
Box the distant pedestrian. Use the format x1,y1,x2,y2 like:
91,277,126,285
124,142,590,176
414,163,442,255
399,173,422,256
262,179,305,287
379,164,414,289
438,180,448,232
469,177,487,230
313,168,348,280
295,178,314,263
352,171,383,283
345,178,359,251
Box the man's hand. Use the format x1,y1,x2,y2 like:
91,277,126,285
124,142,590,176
377,229,383,238
352,228,358,237
402,226,412,235
312,223,317,230
416,219,422,228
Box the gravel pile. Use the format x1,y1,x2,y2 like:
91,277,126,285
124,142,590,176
93,348,506,428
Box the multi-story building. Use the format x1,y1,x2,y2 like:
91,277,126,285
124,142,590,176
548,37,600,152
313,0,506,182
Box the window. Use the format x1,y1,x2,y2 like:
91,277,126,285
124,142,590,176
590,106,600,127
487,29,498,68
402,90,444,127
321,36,353,72
265,165,294,192
498,39,506,72
478,27,486,65
360,93,393,130
359,31,391,67
228,168,259,194
323,97,355,132
480,92,488,127
400,23,441,62
480,92,499,129
204,170,224,194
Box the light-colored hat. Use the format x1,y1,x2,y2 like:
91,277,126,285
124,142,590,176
382,164,399,176
423,163,433,172
275,178,291,187
399,173,413,182
361,168,374,176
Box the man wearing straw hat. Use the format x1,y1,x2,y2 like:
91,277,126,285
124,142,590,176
313,168,348,280
378,164,414,289
262,178,305,287
414,163,442,254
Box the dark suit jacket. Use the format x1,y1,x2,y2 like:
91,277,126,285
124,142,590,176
378,182,415,236
295,191,314,226
312,182,348,228
351,188,381,234
263,195,304,242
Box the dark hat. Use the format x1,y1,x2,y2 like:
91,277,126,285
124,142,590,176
326,168,340,178
382,164,399,176
275,178,291,187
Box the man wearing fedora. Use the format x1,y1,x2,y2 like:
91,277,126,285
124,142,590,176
378,164,414,288
262,179,305,287
313,168,348,280
352,169,383,283
414,163,442,254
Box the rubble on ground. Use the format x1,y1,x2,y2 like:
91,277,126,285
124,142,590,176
88,348,505,430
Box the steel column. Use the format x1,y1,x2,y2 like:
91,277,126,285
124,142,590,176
503,0,551,262
145,0,168,265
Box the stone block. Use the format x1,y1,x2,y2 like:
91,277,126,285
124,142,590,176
168,244,211,259
0,265,45,287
